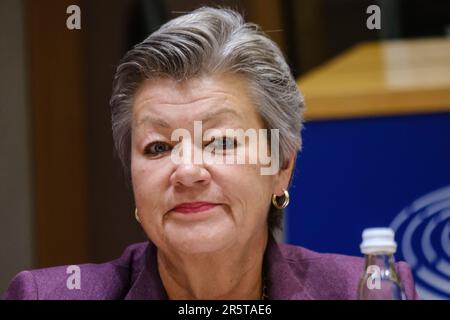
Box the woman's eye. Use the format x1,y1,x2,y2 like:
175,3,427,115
208,137,237,150
144,142,171,156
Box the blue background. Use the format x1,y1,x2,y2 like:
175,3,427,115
286,112,450,256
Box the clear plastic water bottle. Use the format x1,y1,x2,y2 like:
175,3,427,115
358,228,407,300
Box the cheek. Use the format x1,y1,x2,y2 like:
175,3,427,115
219,164,274,215
131,158,147,195
131,157,165,209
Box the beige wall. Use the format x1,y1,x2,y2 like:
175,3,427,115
0,0,33,294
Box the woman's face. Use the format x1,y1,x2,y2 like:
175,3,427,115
131,74,292,254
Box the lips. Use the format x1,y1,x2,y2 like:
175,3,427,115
172,202,218,214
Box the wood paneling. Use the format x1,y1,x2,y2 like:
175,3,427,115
27,0,88,267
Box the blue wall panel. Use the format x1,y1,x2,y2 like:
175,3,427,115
286,112,450,299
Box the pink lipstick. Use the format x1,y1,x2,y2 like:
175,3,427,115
172,202,218,214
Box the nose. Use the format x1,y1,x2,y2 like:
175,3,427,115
169,137,212,188
170,163,211,188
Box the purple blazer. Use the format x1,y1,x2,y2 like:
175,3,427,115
3,240,419,300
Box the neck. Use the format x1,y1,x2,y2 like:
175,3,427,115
157,230,269,299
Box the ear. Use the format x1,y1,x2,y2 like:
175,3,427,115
273,152,297,196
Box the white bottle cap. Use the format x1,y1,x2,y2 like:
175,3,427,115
360,227,397,254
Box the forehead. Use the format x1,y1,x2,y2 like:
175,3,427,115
132,74,263,128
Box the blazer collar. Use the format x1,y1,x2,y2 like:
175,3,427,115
125,239,313,300
264,239,314,300
124,241,168,300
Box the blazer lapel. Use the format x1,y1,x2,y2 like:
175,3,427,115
265,239,314,300
125,241,168,300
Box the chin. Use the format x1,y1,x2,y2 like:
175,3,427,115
165,223,237,254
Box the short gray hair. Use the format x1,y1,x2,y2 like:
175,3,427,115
110,7,305,232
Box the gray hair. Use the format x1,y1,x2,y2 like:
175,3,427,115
110,7,305,232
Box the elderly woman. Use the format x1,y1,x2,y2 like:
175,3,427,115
4,7,418,300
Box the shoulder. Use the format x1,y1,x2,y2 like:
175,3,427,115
276,243,419,300
2,242,149,300
277,243,364,299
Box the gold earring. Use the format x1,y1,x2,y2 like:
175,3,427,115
135,208,141,223
271,189,290,209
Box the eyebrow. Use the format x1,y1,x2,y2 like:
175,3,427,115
136,107,241,129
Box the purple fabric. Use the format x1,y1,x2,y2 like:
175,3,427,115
3,240,419,300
